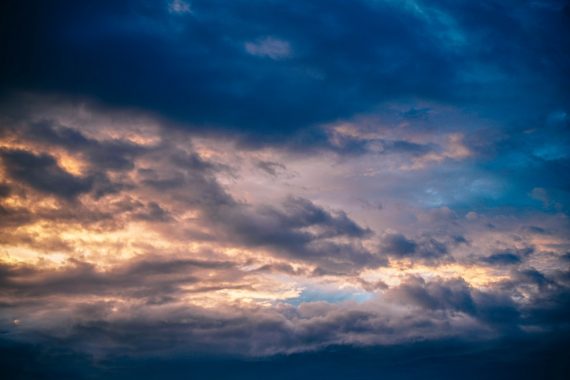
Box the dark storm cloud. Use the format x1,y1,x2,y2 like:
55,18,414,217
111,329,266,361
0,149,94,199
211,197,383,272
0,146,125,200
137,150,235,210
0,258,237,300
2,258,570,366
481,248,532,268
0,183,11,198
387,276,476,314
381,234,417,256
495,268,570,331
482,252,522,266
0,282,474,357
2,0,567,142
380,233,449,262
386,276,522,330
22,121,145,171
4,270,568,361
3,333,570,380
0,0,447,136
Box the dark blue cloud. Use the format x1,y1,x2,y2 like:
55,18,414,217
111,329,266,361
1,0,568,142
2,335,570,380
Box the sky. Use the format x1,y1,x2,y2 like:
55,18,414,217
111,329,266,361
0,0,569,378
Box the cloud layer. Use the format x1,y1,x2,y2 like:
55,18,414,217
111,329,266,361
0,98,568,360
0,0,569,378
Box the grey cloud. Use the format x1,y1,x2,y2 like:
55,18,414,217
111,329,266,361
256,160,286,177
387,268,570,335
212,197,381,272
482,247,534,267
386,276,521,331
279,197,371,239
133,202,172,222
2,267,569,358
452,235,469,245
0,183,11,198
0,149,94,199
0,295,466,357
380,233,449,262
0,258,238,300
0,114,382,273
386,276,476,315
24,121,145,171
511,268,559,293
139,155,234,209
482,253,521,266
381,233,416,256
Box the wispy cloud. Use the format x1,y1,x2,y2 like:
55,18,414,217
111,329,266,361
245,37,292,60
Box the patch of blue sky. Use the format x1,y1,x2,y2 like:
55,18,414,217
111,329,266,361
533,145,568,161
286,289,373,306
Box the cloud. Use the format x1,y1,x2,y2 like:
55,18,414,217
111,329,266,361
385,276,476,314
0,149,94,199
3,264,568,359
1,0,567,141
0,104,387,276
482,252,521,266
168,0,192,14
0,258,238,301
380,233,448,262
19,120,147,171
255,160,287,177
385,275,526,331
245,37,292,60
0,0,569,366
2,334,570,380
209,196,381,273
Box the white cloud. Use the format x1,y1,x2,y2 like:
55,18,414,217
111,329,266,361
168,0,192,15
245,37,292,60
